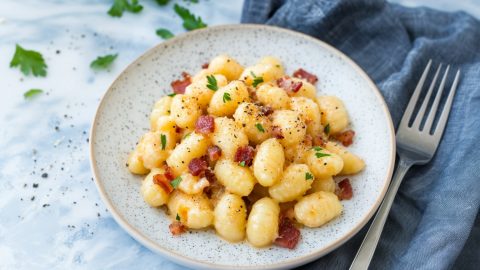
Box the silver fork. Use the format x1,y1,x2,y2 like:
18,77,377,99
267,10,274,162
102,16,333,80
349,60,461,270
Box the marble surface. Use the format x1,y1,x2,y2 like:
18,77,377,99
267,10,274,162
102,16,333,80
0,1,477,269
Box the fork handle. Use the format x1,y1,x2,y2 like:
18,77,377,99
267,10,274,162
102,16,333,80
349,158,413,270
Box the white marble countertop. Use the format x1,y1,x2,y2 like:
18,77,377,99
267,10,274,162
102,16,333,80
0,1,477,269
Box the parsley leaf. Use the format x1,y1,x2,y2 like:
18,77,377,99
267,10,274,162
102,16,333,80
156,28,174,39
239,161,246,167
206,75,218,91
305,172,314,180
170,176,182,189
155,0,170,5
10,44,47,77
160,134,167,150
167,93,177,97
108,0,143,17
250,71,264,87
23,89,43,100
174,4,207,31
222,92,231,103
176,213,181,221
313,146,331,158
90,54,118,70
324,123,330,135
183,132,191,139
255,123,265,133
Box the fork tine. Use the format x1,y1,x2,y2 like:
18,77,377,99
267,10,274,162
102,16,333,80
423,65,450,133
432,69,460,140
399,60,432,128
412,64,442,130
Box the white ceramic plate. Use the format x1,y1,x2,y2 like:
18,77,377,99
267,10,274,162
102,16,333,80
90,24,395,270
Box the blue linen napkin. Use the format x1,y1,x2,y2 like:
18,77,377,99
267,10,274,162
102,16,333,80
242,0,480,269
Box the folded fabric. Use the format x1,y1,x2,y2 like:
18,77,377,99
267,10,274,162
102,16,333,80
242,0,480,269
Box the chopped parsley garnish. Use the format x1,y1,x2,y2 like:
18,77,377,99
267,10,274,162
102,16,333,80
176,213,181,221
90,54,118,70
255,123,265,133
170,176,182,188
160,134,167,150
174,4,207,31
155,0,170,5
108,0,143,17
239,161,246,167
10,44,47,77
305,172,314,180
324,123,330,135
23,89,43,100
313,146,331,158
206,75,218,91
156,28,174,40
250,71,264,87
222,92,231,103
167,93,177,97
183,132,191,139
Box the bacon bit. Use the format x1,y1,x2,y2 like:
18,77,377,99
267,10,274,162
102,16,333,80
336,178,353,200
201,62,209,69
293,68,318,84
333,130,355,147
153,174,173,194
188,158,208,176
260,105,274,116
277,77,303,94
271,126,284,139
234,146,255,166
169,221,186,236
171,72,191,94
274,216,300,249
175,126,182,133
195,115,215,134
312,135,326,147
204,168,216,183
164,165,175,181
207,145,222,161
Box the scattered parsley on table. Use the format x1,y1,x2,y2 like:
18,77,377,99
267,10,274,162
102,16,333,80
90,54,118,70
23,89,44,100
174,4,207,31
10,44,47,77
156,28,174,40
108,0,143,17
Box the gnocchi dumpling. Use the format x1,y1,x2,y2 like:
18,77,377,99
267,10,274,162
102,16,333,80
316,96,349,134
240,56,285,85
305,147,344,179
150,96,173,130
256,83,290,110
269,164,313,202
253,138,285,187
185,74,228,108
208,80,250,117
214,193,247,242
211,117,248,160
294,191,342,227
214,159,256,196
246,197,280,247
168,190,214,229
170,94,202,129
138,131,176,169
177,172,210,195
127,148,149,175
152,115,177,133
233,102,272,144
288,78,317,100
325,141,365,175
272,110,307,147
207,55,245,81
166,132,209,175
141,168,170,206
309,176,336,193
290,97,323,136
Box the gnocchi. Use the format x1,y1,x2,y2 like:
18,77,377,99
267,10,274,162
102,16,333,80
127,55,365,249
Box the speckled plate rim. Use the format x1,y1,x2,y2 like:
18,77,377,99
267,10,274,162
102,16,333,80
89,24,396,270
